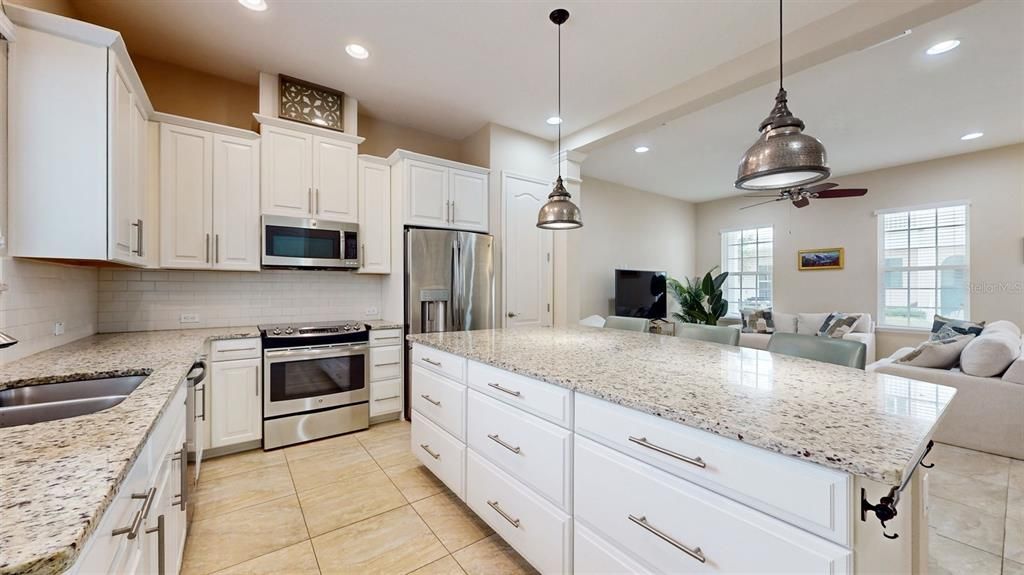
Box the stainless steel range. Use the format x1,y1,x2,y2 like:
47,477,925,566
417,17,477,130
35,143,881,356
260,320,370,449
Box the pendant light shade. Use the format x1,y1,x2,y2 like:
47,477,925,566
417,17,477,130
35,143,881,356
735,1,829,191
538,9,582,230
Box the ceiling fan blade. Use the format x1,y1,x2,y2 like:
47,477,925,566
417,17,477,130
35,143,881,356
743,194,784,198
816,188,868,199
740,198,783,210
799,182,838,195
792,197,810,208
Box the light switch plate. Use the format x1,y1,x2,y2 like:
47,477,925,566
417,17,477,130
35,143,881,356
180,313,200,324
365,306,379,317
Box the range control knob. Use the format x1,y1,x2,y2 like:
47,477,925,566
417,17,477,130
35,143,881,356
272,328,282,335
284,327,294,335
343,324,353,331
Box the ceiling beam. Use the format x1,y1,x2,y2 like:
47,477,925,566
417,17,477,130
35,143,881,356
563,0,979,154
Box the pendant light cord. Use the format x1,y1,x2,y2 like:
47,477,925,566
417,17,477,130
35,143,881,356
779,0,784,90
557,19,562,179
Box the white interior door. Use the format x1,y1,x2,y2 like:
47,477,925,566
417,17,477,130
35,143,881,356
503,172,553,328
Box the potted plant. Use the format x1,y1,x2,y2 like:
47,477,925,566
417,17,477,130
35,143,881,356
667,267,729,325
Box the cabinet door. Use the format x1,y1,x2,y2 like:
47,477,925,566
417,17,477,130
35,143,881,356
108,57,136,264
405,159,449,227
313,136,358,222
260,125,312,216
133,102,158,268
357,158,391,274
449,168,489,232
213,135,261,271
210,358,262,448
159,124,214,269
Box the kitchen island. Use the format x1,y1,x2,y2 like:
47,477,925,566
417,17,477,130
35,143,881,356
407,326,956,574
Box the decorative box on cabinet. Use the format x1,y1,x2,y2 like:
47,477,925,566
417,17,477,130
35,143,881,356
388,149,489,232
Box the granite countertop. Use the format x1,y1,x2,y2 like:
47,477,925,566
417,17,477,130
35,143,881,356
408,327,956,486
365,319,403,331
0,327,257,575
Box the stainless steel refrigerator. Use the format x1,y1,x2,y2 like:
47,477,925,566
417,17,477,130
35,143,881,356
404,228,494,415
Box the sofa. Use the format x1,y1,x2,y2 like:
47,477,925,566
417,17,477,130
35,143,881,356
737,312,876,364
867,322,1024,460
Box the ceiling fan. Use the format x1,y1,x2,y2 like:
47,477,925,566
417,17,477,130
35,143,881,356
739,183,867,210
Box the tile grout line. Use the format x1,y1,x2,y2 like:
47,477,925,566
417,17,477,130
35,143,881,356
284,451,325,575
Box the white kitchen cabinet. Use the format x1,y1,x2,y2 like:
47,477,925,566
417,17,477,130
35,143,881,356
209,357,262,448
160,123,260,271
7,11,153,264
389,150,489,232
357,156,392,274
370,329,403,418
257,116,364,222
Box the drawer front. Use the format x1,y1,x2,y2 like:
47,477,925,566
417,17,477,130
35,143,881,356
210,337,261,361
370,328,403,347
412,343,466,383
370,345,402,381
412,411,466,500
467,390,571,511
574,520,652,575
574,436,851,575
370,378,402,416
467,361,573,428
575,393,851,545
412,365,467,440
466,450,571,575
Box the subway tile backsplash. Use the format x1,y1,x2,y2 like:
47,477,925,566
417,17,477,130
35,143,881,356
97,269,384,333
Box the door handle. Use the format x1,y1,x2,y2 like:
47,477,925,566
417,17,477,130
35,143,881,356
205,233,211,264
315,188,320,214
450,201,455,223
130,219,144,257
145,514,166,575
308,187,313,214
215,234,220,264
507,312,518,318
112,487,157,539
420,443,440,460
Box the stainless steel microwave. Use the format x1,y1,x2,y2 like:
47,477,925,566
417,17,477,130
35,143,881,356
262,215,359,270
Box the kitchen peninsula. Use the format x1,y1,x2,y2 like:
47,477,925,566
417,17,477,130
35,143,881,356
407,326,956,574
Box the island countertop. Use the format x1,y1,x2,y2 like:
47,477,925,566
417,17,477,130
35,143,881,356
0,327,257,575
407,327,955,486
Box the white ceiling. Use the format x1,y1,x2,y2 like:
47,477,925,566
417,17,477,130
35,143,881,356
582,0,1024,203
72,0,852,140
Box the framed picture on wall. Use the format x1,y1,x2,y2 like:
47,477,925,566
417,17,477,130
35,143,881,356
798,247,845,271
279,75,345,132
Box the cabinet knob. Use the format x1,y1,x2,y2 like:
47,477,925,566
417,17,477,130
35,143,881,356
507,312,518,318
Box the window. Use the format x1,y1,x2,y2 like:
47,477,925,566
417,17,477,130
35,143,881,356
721,226,773,316
878,203,969,329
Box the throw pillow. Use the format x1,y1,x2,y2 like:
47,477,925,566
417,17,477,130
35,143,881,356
896,334,975,369
930,314,985,341
817,312,863,339
773,312,798,334
741,308,775,334
960,330,1022,377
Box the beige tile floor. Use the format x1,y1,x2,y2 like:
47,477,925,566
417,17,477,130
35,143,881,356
184,422,1023,575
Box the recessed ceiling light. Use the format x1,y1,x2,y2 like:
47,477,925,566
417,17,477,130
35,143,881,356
237,0,267,11
926,39,960,55
634,146,650,153
960,132,983,141
546,116,562,125
345,44,370,60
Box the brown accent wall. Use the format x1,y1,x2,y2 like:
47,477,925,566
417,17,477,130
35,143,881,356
3,0,77,18
132,56,258,131
358,114,463,162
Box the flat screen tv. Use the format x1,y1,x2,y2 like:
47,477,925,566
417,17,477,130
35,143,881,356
614,269,667,319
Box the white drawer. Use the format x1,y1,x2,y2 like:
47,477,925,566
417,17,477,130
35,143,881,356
574,520,652,575
574,436,851,575
370,328,403,347
412,411,466,500
467,361,573,428
370,378,402,416
466,450,571,575
210,337,261,361
370,345,402,381
412,365,467,440
467,390,571,511
412,343,466,383
575,394,851,545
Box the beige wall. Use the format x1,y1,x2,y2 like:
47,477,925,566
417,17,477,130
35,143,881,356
133,56,258,131
579,177,696,319
358,114,462,162
694,144,1024,358
3,0,77,18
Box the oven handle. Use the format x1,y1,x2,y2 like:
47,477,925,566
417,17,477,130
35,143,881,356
264,344,369,361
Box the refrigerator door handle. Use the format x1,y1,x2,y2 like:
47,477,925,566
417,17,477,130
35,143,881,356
451,238,461,331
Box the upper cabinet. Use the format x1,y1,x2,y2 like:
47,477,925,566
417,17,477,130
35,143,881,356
390,150,489,233
7,11,154,265
357,156,391,274
256,116,363,222
159,121,260,271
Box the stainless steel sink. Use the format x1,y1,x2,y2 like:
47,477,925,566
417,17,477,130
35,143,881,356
0,376,147,428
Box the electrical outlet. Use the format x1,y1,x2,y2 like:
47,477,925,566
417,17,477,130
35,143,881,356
54,322,65,336
180,313,200,324
365,306,379,317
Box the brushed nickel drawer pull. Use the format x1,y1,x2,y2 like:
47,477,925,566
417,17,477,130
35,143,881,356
487,382,521,397
487,500,521,528
421,394,441,406
628,514,706,564
420,443,440,460
145,514,166,575
112,487,157,539
375,361,401,367
375,395,400,401
375,336,401,341
422,357,442,367
628,436,706,469
488,433,521,454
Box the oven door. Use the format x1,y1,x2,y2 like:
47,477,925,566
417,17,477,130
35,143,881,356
263,343,369,417
262,215,359,269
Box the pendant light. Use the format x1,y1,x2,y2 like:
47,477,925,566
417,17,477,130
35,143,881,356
537,8,582,230
735,0,829,191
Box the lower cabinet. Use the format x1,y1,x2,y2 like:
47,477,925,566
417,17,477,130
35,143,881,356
369,329,403,419
209,357,262,448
